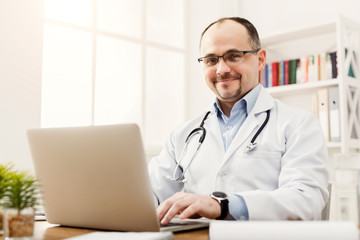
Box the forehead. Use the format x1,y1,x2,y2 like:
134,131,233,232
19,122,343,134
200,20,251,55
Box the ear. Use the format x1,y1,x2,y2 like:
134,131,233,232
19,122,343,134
257,49,267,71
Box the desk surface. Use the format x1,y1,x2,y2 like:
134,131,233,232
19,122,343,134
1,221,209,240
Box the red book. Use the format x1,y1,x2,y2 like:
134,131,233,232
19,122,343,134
284,60,289,85
272,62,278,86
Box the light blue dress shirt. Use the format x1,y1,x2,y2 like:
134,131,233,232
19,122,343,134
213,84,261,221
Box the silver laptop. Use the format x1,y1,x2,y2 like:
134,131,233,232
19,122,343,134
27,124,209,232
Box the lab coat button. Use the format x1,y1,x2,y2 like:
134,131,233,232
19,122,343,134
227,125,232,130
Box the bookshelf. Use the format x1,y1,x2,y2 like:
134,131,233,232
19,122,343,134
262,15,360,222
262,15,360,155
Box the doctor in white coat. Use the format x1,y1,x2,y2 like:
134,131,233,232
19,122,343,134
149,17,329,225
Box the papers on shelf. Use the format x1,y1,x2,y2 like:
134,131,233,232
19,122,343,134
209,221,358,240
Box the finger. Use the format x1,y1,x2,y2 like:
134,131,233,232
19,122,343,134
179,196,220,219
156,192,184,221
161,201,187,225
157,200,172,221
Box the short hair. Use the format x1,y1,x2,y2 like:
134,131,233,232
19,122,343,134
199,17,261,50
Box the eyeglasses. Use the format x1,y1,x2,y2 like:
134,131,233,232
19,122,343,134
197,49,260,68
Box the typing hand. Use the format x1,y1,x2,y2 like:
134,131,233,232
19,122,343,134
156,192,221,225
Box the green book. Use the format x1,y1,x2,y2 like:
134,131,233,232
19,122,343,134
288,59,298,84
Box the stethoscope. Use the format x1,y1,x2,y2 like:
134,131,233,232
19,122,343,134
167,109,270,183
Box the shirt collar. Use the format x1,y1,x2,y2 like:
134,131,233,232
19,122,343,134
213,84,261,117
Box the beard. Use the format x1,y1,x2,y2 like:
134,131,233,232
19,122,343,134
212,73,242,100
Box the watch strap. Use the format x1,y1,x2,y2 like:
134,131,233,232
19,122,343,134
217,198,229,220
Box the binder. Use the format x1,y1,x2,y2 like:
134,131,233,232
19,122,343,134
329,87,341,142
317,88,330,141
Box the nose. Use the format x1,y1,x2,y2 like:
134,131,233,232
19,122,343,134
216,57,231,76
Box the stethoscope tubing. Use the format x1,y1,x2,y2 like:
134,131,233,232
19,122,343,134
168,109,271,183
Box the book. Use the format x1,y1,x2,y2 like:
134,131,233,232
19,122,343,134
260,65,267,87
316,54,321,81
289,59,297,85
330,52,338,78
308,55,314,82
284,60,289,85
319,53,326,80
267,63,272,87
326,53,333,79
296,58,305,84
279,61,285,86
272,62,279,86
265,51,338,87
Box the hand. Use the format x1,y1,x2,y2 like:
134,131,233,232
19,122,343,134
157,192,221,225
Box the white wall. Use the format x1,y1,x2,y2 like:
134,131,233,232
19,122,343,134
237,0,360,38
187,0,241,120
0,0,43,172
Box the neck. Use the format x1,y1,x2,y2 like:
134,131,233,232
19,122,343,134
219,101,235,118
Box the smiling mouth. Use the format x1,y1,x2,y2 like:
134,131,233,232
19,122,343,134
217,78,237,83
216,77,241,84
215,74,241,84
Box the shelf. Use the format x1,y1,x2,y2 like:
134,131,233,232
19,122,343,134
262,16,360,155
261,22,336,46
327,142,341,149
266,79,339,98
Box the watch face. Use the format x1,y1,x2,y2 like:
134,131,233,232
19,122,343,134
212,191,227,199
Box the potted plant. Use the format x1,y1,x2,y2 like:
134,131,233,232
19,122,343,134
2,170,39,239
0,163,13,234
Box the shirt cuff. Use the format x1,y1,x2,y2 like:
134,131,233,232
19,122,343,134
228,193,249,221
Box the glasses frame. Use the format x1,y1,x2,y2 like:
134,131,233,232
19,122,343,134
197,49,260,67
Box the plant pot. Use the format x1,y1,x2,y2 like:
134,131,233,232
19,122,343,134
4,207,34,240
0,207,3,235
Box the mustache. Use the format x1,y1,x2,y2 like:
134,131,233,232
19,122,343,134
213,74,242,83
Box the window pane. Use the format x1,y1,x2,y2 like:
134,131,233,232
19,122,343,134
42,23,93,127
146,0,184,48
97,0,142,38
94,35,142,126
44,0,92,28
145,47,184,145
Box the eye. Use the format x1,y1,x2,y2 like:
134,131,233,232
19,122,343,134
204,57,218,65
226,53,243,62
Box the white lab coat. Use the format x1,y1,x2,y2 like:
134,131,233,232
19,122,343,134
148,85,329,220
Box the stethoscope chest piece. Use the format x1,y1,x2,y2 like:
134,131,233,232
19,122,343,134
244,142,258,153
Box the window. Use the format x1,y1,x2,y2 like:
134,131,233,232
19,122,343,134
42,0,186,146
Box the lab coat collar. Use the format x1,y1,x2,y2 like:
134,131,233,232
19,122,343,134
221,86,274,164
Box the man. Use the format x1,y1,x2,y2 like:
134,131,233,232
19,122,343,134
148,17,329,225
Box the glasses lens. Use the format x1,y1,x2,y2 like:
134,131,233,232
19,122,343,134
203,57,219,67
224,52,244,63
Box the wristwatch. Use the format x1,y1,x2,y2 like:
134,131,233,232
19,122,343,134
211,191,229,220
